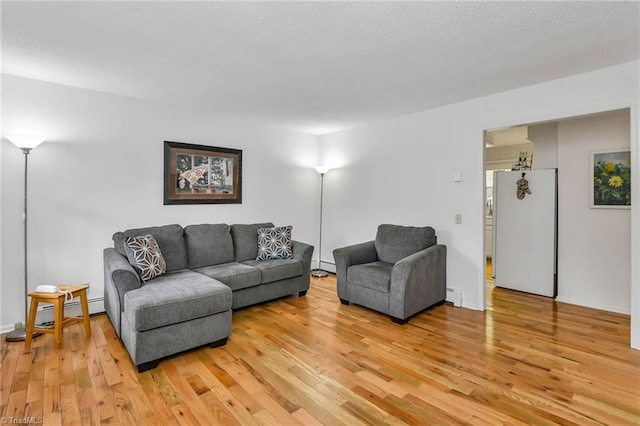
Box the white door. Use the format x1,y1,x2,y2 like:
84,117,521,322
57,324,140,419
492,169,557,297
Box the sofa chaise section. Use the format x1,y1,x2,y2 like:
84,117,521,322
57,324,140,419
121,270,231,372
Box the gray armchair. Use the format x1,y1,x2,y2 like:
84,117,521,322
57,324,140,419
333,224,446,324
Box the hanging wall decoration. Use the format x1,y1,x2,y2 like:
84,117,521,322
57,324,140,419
591,149,631,208
164,141,242,205
516,172,531,200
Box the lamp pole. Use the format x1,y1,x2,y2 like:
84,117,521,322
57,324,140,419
311,166,330,277
6,136,44,342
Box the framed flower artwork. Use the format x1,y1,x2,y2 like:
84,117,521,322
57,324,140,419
591,149,631,208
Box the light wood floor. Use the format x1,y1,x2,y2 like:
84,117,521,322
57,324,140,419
2,275,639,425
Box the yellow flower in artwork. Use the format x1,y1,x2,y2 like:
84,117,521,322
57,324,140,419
604,162,616,172
595,178,602,185
608,176,623,188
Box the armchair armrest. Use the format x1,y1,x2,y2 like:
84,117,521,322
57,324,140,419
333,241,378,300
389,244,446,320
103,247,141,336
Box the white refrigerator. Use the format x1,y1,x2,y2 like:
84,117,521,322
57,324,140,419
492,169,557,297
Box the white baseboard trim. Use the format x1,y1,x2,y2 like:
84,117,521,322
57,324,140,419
555,296,630,315
312,259,336,274
320,261,336,273
1,324,17,334
0,297,105,334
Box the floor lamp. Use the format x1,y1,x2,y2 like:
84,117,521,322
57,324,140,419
5,135,45,342
311,165,331,277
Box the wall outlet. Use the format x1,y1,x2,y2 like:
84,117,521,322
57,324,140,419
14,321,23,329
455,214,462,224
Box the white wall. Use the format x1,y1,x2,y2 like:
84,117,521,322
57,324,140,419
529,122,558,169
320,61,639,348
1,75,320,331
557,110,630,313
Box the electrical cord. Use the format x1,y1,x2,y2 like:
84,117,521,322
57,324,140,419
60,289,73,302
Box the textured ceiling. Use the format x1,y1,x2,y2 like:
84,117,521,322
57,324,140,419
2,1,639,135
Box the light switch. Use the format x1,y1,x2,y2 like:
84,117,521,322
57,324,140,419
455,214,462,224
453,172,462,182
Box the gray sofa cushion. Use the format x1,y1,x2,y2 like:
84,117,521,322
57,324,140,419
113,224,187,272
375,224,436,264
123,270,231,332
242,259,303,284
194,262,261,291
347,261,393,292
184,224,234,268
231,222,274,262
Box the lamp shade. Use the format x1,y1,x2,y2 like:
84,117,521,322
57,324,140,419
7,135,45,150
314,165,331,175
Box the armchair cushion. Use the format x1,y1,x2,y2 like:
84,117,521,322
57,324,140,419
375,224,436,264
347,261,393,293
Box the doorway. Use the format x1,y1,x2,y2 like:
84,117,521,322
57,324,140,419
483,109,631,315
484,125,535,294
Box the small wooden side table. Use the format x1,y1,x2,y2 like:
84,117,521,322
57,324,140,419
24,284,91,352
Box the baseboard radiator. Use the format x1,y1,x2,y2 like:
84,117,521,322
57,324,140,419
36,296,105,324
446,288,463,307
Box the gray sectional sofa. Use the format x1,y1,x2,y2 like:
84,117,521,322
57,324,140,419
103,222,313,372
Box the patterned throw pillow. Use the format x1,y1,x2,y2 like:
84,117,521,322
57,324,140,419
124,234,167,282
256,226,293,260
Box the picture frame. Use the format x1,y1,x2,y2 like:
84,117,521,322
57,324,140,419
164,141,242,205
590,149,631,209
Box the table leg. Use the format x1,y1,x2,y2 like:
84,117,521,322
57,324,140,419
24,298,39,353
79,290,91,338
54,297,64,348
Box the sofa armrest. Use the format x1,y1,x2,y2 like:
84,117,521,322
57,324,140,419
292,240,314,271
332,241,378,300
389,244,446,320
103,247,141,336
291,240,314,290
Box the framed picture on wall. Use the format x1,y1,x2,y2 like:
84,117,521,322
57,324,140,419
164,141,242,205
590,149,631,208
